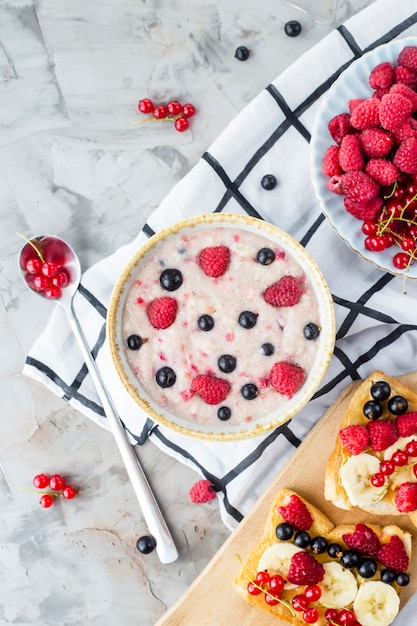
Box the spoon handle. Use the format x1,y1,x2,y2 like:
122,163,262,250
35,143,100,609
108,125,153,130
65,301,179,564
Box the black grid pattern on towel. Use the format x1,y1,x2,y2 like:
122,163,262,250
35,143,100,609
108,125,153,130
25,13,417,524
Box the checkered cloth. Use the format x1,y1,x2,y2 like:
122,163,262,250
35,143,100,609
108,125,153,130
25,0,417,542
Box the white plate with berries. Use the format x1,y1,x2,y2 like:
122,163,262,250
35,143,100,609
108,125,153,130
107,213,335,440
310,37,417,278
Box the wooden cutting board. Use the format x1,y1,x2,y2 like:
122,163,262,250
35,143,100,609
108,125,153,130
156,372,417,626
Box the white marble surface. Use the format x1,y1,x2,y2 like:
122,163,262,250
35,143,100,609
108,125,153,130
0,1,376,624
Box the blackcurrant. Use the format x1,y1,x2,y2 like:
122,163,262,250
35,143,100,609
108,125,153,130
217,406,231,421
275,522,293,541
363,400,383,420
303,323,321,340
380,569,396,584
218,354,237,373
136,535,156,554
256,247,275,265
159,268,183,291
155,367,176,388
341,549,360,568
198,314,214,331
261,174,277,190
284,20,302,37
260,342,275,356
396,571,410,586
388,395,408,415
294,530,311,548
370,380,391,401
238,311,258,329
241,383,259,400
127,334,143,350
310,536,328,554
234,45,250,61
358,558,377,579
327,543,343,558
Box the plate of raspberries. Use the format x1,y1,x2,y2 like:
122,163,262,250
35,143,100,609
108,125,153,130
311,37,417,278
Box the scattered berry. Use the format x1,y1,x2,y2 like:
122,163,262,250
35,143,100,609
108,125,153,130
377,534,409,572
167,100,182,115
40,494,54,508
153,105,168,119
284,20,302,37
174,117,189,132
33,473,50,489
147,296,178,329
339,424,369,455
191,374,230,405
261,174,277,190
182,103,196,118
136,98,196,131
263,275,302,307
189,479,216,503
49,474,66,491
136,535,156,554
277,494,313,531
234,45,250,61
62,485,78,499
198,245,231,277
269,361,305,398
138,98,154,113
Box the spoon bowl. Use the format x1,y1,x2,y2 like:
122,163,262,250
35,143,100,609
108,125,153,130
19,234,178,564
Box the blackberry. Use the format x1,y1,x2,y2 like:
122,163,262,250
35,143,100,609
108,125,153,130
238,311,258,329
241,383,259,400
159,268,183,291
276,522,294,541
260,342,275,356
388,395,408,415
155,367,176,388
218,354,237,373
234,45,250,61
303,323,321,340
198,314,214,331
284,20,302,37
261,175,277,190
363,400,383,420
127,334,143,350
136,535,156,554
256,247,275,265
217,406,231,421
370,380,391,401
294,530,311,548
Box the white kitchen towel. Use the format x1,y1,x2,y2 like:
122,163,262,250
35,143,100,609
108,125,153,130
24,0,417,536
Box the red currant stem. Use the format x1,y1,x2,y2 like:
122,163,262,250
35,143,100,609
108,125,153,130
383,180,398,200
17,486,60,497
16,232,45,263
132,114,183,125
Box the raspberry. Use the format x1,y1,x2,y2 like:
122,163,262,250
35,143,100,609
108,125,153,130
365,158,399,186
393,135,417,174
189,479,216,503
395,482,417,513
369,61,394,90
278,495,313,530
147,296,178,329
390,83,417,112
395,412,417,437
393,64,417,89
342,523,381,557
328,113,352,144
379,93,413,131
348,98,365,112
263,275,302,307
326,175,344,195
391,120,417,144
343,196,382,221
191,374,230,405
377,534,410,572
341,171,380,205
269,361,305,398
367,419,398,451
350,98,380,130
287,551,325,586
398,46,417,72
198,245,230,277
339,134,364,172
358,127,394,158
339,424,369,455
322,145,342,176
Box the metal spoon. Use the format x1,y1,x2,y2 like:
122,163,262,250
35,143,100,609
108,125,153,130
19,234,179,564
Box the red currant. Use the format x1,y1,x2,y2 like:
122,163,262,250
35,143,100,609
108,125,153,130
292,594,309,611
26,257,43,274
255,571,271,585
153,105,168,119
362,220,377,236
182,103,196,117
264,591,280,606
167,100,182,115
382,232,394,247
62,485,78,499
303,607,319,624
138,98,154,113
33,274,51,291
33,473,50,489
413,464,417,479
392,450,409,466
174,117,189,132
49,474,66,491
51,269,69,288
406,440,417,456
371,472,385,487
380,459,395,475
247,581,262,595
42,261,59,277
324,608,339,621
304,584,322,602
401,236,416,251
393,252,411,269
40,494,54,508
269,574,285,592
45,285,63,299
338,609,356,624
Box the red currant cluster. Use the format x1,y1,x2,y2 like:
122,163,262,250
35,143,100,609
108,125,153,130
371,439,417,488
19,235,71,300
32,473,78,508
137,98,196,132
361,173,417,270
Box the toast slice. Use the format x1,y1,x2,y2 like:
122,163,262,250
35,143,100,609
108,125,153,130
233,488,412,626
325,370,417,526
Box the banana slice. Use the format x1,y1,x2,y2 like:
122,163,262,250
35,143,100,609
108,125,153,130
318,561,357,608
353,580,400,626
340,453,385,507
257,543,301,588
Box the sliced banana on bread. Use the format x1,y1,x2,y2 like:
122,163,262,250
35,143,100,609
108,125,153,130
233,488,411,626
325,370,417,525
